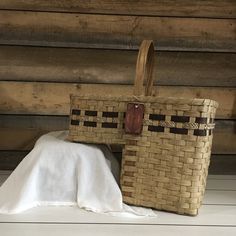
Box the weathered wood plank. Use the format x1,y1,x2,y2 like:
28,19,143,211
0,116,235,154
0,11,235,52
0,151,29,170
213,120,236,155
208,155,236,175
1,46,236,87
0,0,235,18
0,115,68,150
0,82,234,118
0,115,68,130
0,128,48,151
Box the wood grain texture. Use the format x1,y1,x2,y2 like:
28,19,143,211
213,120,236,154
0,11,235,52
0,0,235,18
209,155,236,175
1,46,236,86
0,116,235,154
0,128,48,150
0,115,68,150
0,81,235,118
0,151,29,170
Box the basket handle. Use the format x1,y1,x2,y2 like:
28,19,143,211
133,40,155,96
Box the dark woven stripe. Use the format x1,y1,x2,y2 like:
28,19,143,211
123,181,134,187
149,114,165,121
148,125,164,132
194,129,207,136
125,161,136,166
123,191,132,197
171,115,190,123
71,120,80,125
125,150,137,156
72,109,81,115
102,111,118,118
195,117,208,124
124,171,134,177
84,121,97,127
170,128,188,135
127,140,137,145
147,125,212,136
102,122,118,128
85,110,97,116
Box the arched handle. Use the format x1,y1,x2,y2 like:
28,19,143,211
133,40,155,96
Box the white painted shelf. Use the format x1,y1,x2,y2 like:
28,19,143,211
0,172,236,235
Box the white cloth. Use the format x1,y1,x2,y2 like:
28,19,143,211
0,131,155,217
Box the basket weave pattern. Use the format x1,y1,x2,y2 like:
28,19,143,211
121,99,217,216
68,40,218,215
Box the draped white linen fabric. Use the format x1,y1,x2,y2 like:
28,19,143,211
0,131,155,217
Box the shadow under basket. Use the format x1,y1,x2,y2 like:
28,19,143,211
68,40,218,216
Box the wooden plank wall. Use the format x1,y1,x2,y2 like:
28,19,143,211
0,0,236,170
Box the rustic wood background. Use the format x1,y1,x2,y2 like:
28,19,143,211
0,0,235,171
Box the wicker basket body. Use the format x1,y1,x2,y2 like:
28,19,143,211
68,40,218,215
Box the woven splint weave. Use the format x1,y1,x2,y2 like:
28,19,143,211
68,40,218,215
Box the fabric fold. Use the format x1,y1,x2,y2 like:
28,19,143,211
0,131,155,217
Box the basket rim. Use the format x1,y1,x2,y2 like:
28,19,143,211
70,94,219,108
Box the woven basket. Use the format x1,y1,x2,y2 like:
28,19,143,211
68,40,218,216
